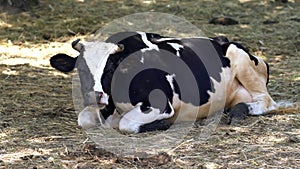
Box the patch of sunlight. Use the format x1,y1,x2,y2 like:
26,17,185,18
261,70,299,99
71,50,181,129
27,136,78,144
257,135,288,144
0,43,75,60
254,51,267,60
294,76,300,81
274,55,283,62
26,136,67,143
267,136,287,143
0,58,49,67
0,58,71,77
215,33,227,37
27,137,46,144
0,148,46,163
0,133,7,137
229,126,249,133
96,158,117,165
275,6,284,10
0,38,86,77
1,69,18,76
0,37,85,66
203,162,220,169
63,18,79,23
0,20,12,28
286,129,300,137
0,129,15,142
240,24,250,28
238,0,252,2
141,0,156,5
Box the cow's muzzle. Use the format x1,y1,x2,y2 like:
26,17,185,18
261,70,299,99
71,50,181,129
84,91,109,108
95,91,109,106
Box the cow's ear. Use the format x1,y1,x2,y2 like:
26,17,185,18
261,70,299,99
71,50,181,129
50,53,77,72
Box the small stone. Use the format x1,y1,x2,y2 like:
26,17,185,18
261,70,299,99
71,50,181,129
42,34,51,40
209,17,239,25
263,20,279,25
290,18,300,22
47,157,54,163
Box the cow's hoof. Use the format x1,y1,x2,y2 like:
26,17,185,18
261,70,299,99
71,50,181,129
227,102,249,125
139,119,172,133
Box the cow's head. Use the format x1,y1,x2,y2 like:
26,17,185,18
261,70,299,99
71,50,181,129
50,39,123,108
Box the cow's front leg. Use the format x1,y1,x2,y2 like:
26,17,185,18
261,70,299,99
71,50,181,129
227,99,278,125
118,102,175,133
78,106,121,130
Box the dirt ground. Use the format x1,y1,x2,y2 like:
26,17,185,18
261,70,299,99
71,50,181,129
0,0,299,168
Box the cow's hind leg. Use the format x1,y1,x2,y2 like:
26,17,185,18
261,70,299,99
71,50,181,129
118,102,175,133
226,44,277,115
227,102,249,125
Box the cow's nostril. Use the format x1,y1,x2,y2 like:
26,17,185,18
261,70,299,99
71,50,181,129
95,91,103,103
95,91,103,97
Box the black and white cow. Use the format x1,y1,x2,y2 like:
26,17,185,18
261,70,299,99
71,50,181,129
50,31,277,133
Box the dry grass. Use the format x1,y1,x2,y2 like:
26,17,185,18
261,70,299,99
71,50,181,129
0,0,299,168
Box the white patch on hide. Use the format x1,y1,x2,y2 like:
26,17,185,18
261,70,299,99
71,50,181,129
167,42,183,57
137,32,159,53
154,37,181,42
82,41,120,95
118,102,174,133
166,74,176,91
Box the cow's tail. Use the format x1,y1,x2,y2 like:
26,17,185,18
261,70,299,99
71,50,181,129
272,100,300,114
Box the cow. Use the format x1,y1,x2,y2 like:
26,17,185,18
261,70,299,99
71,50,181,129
50,31,278,133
